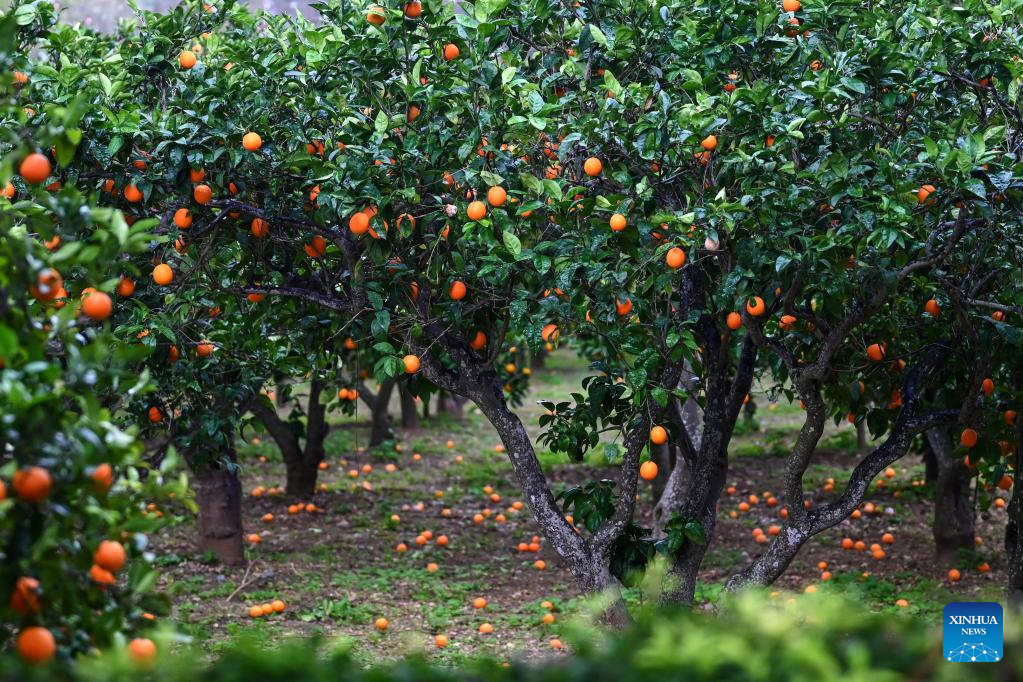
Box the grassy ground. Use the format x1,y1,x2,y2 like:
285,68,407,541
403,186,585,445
153,351,1010,661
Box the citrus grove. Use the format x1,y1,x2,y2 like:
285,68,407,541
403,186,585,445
2,0,1023,676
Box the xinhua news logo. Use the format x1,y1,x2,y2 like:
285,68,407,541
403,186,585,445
943,602,1003,662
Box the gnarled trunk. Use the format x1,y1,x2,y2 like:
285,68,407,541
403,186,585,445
192,449,245,566
360,377,396,447
399,385,420,429
250,380,328,498
927,427,975,559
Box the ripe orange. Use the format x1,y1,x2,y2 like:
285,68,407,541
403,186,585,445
193,184,213,204
19,153,51,184
91,463,113,492
948,568,961,582
403,354,421,374
2,181,15,199
583,157,602,177
152,263,173,285
127,637,157,666
250,218,269,238
961,428,978,448
367,5,386,24
196,340,215,357
12,466,52,503
242,132,262,151
487,185,507,207
982,378,994,396
609,213,626,231
94,540,126,572
534,560,547,570
866,343,885,362
701,134,718,151
470,331,487,350
179,50,197,69
924,298,940,316
349,211,370,235
917,184,935,204
81,290,113,321
449,280,467,300
375,617,389,631
746,296,765,316
443,43,460,60
148,406,163,423
782,0,800,11
10,576,41,615
472,597,487,609
1006,410,1017,426
304,235,327,258
434,634,448,648
541,323,559,343
998,474,1013,490
272,599,285,613
467,200,486,221
726,311,742,330
90,564,116,585
123,184,143,203
639,461,659,480
666,247,686,269
16,626,55,665
882,532,894,544
650,425,668,445
117,277,136,297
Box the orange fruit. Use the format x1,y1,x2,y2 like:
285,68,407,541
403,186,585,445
148,406,163,423
650,425,668,445
866,343,885,362
349,211,370,235
117,277,136,297
81,290,113,321
960,428,978,448
615,296,633,316
128,638,157,665
701,134,718,151
948,568,961,582
196,340,215,357
193,184,212,205
745,296,765,316
152,263,173,285
123,184,143,203
467,200,486,221
449,280,467,300
782,0,800,11
16,626,56,665
19,153,51,184
189,167,206,183
434,634,448,648
487,185,507,207
666,247,686,269
90,564,115,585
917,184,935,203
375,617,389,631
882,532,895,544
924,298,940,316
10,576,41,615
304,235,327,258
541,323,559,343
472,597,487,609
583,157,602,176
470,331,487,350
1006,410,1017,426
179,50,197,69
367,5,386,24
94,540,127,572
403,354,421,374
12,466,52,503
91,463,114,492
272,599,285,613
478,622,494,634
29,268,62,302
609,213,627,231
250,218,269,238
2,181,15,199
639,461,659,480
242,132,262,151
534,560,546,570
248,605,262,618
443,43,460,60
726,311,742,330
982,378,994,396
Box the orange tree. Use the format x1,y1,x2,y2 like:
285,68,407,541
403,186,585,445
5,0,1023,622
0,6,185,674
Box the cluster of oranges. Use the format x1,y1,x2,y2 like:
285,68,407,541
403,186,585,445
247,600,286,618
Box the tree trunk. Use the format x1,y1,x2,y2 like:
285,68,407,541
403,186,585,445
400,385,420,429
650,443,675,503
531,348,547,370
856,421,868,454
927,427,975,559
192,451,245,566
921,435,939,483
362,377,396,447
248,382,327,499
436,391,465,418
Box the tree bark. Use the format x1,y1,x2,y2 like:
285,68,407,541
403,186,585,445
652,364,703,536
399,385,420,429
531,348,547,370
436,391,465,417
192,448,245,566
360,377,396,447
927,427,975,559
650,443,675,503
921,434,939,483
249,380,328,498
